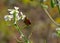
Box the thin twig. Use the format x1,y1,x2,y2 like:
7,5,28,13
43,8,60,27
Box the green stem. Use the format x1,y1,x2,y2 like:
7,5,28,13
14,24,30,43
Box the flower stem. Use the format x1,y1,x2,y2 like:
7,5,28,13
14,24,30,43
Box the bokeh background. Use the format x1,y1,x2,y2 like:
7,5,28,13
0,0,60,43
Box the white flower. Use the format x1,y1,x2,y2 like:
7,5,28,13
8,7,19,15
4,6,20,24
14,7,19,10
20,12,26,20
56,28,60,30
8,9,13,11
8,6,20,20
4,15,13,21
4,6,26,24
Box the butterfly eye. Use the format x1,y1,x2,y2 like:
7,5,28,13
23,17,31,26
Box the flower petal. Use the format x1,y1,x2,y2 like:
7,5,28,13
8,9,13,11
17,15,21,20
20,12,26,20
14,7,19,10
9,10,14,14
21,15,26,20
4,15,13,21
20,12,23,15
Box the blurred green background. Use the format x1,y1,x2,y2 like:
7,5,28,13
0,0,60,43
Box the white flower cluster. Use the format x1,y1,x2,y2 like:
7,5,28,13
4,7,26,24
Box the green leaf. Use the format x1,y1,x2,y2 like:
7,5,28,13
57,6,60,13
51,0,56,8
